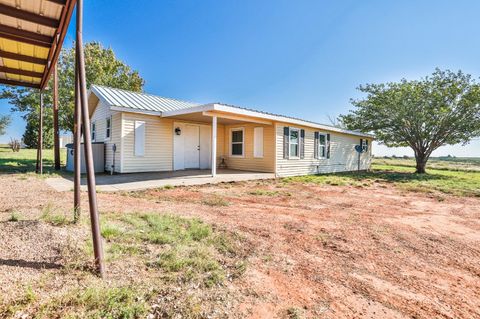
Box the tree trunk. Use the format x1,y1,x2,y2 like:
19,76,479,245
415,154,428,174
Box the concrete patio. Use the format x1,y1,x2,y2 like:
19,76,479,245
45,169,276,192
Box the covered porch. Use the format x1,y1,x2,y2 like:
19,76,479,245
163,105,276,177
46,169,275,192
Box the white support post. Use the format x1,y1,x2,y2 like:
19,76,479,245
212,115,217,177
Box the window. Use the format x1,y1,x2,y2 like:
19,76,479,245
91,121,96,141
289,128,299,157
105,116,111,139
318,133,327,158
134,121,145,156
231,128,244,156
361,139,369,152
253,127,264,158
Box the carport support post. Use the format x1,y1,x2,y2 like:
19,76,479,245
35,92,43,174
73,60,81,219
76,0,105,278
53,64,60,170
211,115,217,177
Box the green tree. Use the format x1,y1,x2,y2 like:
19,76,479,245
340,69,480,173
0,41,144,141
22,108,54,149
0,115,10,136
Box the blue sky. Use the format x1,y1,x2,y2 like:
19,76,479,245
1,0,480,156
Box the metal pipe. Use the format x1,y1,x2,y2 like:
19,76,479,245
36,92,43,174
76,0,105,277
53,64,60,170
73,51,81,217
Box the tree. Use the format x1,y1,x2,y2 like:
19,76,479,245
340,69,480,173
0,115,10,136
0,41,144,141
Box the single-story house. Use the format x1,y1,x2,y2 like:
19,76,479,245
87,85,373,177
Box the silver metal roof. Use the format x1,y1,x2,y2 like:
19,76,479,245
90,85,373,138
90,85,199,113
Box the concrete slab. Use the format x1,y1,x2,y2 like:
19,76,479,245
45,169,275,192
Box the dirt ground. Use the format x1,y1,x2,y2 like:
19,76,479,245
1,174,480,318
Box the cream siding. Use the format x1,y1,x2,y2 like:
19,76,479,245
222,123,275,172
90,100,121,172
121,112,174,173
275,122,372,177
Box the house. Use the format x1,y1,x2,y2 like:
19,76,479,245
87,85,373,177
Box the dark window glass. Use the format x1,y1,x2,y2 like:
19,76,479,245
232,143,243,155
232,130,243,143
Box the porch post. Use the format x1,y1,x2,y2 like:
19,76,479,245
212,115,217,177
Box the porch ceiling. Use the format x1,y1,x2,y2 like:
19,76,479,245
164,111,273,126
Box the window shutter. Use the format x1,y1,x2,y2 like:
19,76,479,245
314,132,319,159
135,121,145,156
300,129,305,159
365,139,369,152
283,126,289,159
360,138,363,148
253,127,264,158
327,133,331,159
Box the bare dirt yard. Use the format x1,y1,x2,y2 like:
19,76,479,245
1,172,479,318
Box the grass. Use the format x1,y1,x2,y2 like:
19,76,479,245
35,285,150,319
40,202,70,226
101,212,241,287
8,211,21,222
0,146,66,175
284,158,480,197
202,195,230,207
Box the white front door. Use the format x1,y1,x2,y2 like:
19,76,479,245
184,125,200,169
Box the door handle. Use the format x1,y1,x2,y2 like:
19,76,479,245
197,146,200,150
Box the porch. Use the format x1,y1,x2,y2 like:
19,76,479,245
45,169,275,192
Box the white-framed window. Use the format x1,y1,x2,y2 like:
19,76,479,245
253,127,264,158
91,121,96,141
289,128,300,158
105,116,112,140
230,128,244,157
318,133,327,158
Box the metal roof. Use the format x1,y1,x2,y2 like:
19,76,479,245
90,85,199,113
90,85,373,138
0,0,76,89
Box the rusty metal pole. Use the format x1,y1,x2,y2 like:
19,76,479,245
53,64,60,170
76,0,105,277
73,58,81,217
35,92,43,174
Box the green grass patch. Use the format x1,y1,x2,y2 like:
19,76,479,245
201,195,230,207
40,202,71,226
100,212,244,287
36,285,150,319
247,189,283,196
0,146,66,175
284,159,480,197
8,211,21,222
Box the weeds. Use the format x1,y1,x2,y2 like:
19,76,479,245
8,211,20,222
40,202,70,226
202,195,229,207
36,285,150,319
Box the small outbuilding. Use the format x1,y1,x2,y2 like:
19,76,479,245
87,85,373,177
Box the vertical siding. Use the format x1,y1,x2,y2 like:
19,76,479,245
90,100,121,172
122,113,173,173
222,123,275,172
275,122,372,177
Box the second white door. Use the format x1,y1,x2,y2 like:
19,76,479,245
184,125,200,169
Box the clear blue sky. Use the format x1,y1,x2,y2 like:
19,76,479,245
1,0,479,156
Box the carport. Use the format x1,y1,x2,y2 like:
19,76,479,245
0,0,104,276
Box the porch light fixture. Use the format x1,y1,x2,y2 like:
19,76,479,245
175,127,182,135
